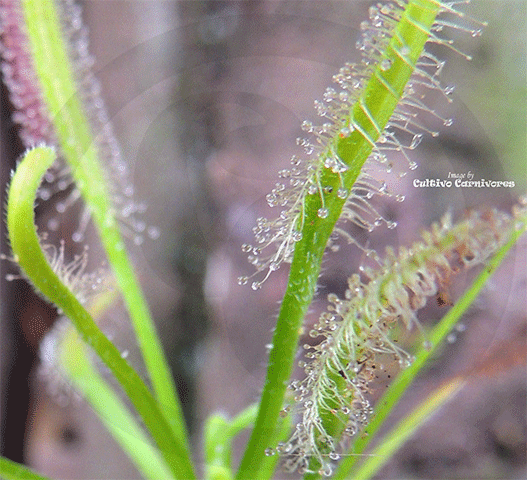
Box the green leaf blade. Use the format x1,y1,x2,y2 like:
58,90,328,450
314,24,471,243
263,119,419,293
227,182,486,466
6,146,195,480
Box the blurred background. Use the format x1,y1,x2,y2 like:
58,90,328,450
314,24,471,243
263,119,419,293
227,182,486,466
1,1,525,478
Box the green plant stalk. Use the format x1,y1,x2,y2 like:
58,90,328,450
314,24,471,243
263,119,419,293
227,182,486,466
332,213,527,480
60,326,174,480
235,2,441,478
204,415,236,480
19,0,188,449
0,457,52,480
204,404,290,480
350,378,464,480
6,146,195,480
204,405,258,477
57,285,173,479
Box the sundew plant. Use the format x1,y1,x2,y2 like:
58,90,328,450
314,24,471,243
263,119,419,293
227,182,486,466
0,1,525,480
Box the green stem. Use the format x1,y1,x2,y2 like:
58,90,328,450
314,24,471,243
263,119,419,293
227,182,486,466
19,0,189,453
60,325,174,480
0,456,52,480
6,146,195,480
351,378,464,480
204,404,286,480
235,2,441,478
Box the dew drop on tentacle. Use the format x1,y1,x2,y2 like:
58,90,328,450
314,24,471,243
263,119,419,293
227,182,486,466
337,188,348,199
317,208,329,219
38,188,51,201
380,58,392,71
72,232,84,243
265,448,275,457
444,84,455,95
409,134,423,150
318,465,333,477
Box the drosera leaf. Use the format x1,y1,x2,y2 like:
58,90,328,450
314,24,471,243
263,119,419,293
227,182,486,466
236,2,482,478
331,198,527,480
6,145,196,480
239,0,486,289
17,0,189,455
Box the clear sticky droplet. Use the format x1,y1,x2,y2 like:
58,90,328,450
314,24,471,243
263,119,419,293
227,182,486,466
134,221,146,233
47,218,60,231
444,84,455,95
380,58,392,71
264,448,275,457
72,232,84,243
318,465,333,477
317,208,329,219
147,226,160,240
38,188,51,201
308,184,317,195
58,179,70,191
301,120,313,132
292,231,303,242
409,134,422,150
337,188,348,199
44,172,56,183
123,185,134,197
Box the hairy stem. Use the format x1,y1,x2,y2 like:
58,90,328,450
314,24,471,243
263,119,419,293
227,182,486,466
333,207,527,479
19,0,189,452
235,2,442,478
6,146,195,480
